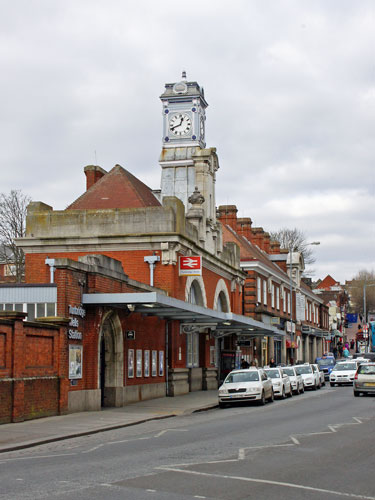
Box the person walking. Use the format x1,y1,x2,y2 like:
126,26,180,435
269,358,276,367
343,347,350,358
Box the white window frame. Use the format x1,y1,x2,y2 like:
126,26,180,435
257,277,261,303
263,280,267,305
271,284,275,308
276,287,280,310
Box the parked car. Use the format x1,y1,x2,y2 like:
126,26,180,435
352,353,375,362
353,363,375,397
315,356,336,380
282,366,304,395
312,363,325,387
264,367,293,398
329,361,357,386
295,364,320,390
218,368,274,407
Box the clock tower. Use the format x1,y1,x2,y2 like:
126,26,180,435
158,73,221,255
161,71,207,149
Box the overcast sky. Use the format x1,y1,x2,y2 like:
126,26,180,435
1,0,374,283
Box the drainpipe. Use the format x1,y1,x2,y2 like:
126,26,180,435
45,258,56,283
144,254,160,287
165,321,170,397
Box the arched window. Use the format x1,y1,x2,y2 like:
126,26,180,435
188,280,204,306
217,291,229,312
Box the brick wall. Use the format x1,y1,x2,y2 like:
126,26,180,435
0,312,68,423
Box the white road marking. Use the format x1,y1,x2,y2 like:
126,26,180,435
146,489,156,492
158,467,375,499
0,453,77,463
154,429,188,438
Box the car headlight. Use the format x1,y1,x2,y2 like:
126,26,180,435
218,388,228,395
306,377,313,383
274,381,281,387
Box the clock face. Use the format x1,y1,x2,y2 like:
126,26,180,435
169,113,192,136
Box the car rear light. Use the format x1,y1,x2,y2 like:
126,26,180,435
354,372,358,380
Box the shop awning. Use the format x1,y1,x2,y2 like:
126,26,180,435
82,292,283,338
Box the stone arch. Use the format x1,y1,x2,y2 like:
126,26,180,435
98,310,124,407
184,276,207,307
213,279,231,312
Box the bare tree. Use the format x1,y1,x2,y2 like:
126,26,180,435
0,190,31,282
347,270,375,320
269,227,316,265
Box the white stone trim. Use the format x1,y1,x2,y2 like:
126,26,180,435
184,276,207,307
213,278,231,312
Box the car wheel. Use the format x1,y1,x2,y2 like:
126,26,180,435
281,387,286,399
268,389,274,403
301,384,305,393
288,386,293,397
317,382,321,390
259,391,266,406
354,390,360,397
330,382,335,387
313,383,317,391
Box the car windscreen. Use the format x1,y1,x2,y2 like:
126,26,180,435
295,365,312,375
282,368,295,376
317,358,335,367
358,365,375,375
333,363,356,371
225,372,260,383
264,370,280,379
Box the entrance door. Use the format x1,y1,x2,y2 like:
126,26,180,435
100,336,106,407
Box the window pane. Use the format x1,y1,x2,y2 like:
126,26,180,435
27,303,35,321
5,304,13,311
36,303,45,318
46,303,56,316
14,303,23,312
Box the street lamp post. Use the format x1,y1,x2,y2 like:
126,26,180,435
289,241,320,362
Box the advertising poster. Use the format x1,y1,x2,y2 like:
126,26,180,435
136,349,142,377
159,350,164,377
144,350,150,377
69,345,83,379
152,350,157,377
128,349,134,378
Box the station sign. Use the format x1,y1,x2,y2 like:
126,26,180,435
179,256,202,276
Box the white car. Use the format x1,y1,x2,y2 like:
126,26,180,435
295,364,320,390
218,368,274,407
282,366,304,395
312,363,325,387
329,361,358,386
264,367,293,399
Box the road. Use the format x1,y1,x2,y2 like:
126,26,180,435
0,385,374,500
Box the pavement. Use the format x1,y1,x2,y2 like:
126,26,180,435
0,390,218,454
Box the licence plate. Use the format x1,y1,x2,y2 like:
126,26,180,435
364,382,375,387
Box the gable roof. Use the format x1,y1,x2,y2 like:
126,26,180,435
67,164,161,210
315,275,339,290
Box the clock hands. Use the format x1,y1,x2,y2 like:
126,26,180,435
170,116,183,131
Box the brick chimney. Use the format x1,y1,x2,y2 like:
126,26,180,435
270,240,281,254
217,205,238,231
263,232,271,253
251,227,264,248
84,165,107,191
237,217,252,240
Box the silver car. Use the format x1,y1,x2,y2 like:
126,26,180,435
218,368,274,407
282,366,304,395
353,362,375,397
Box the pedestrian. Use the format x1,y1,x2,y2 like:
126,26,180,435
345,342,349,350
332,346,338,358
240,358,250,369
343,347,349,358
350,339,355,350
269,358,276,367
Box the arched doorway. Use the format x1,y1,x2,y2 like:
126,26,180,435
99,312,124,407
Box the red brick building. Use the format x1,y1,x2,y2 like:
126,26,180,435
1,75,282,417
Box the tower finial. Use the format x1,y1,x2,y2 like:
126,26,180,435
181,70,187,81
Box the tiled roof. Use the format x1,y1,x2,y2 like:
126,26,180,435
67,165,161,210
316,275,338,289
221,224,289,280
